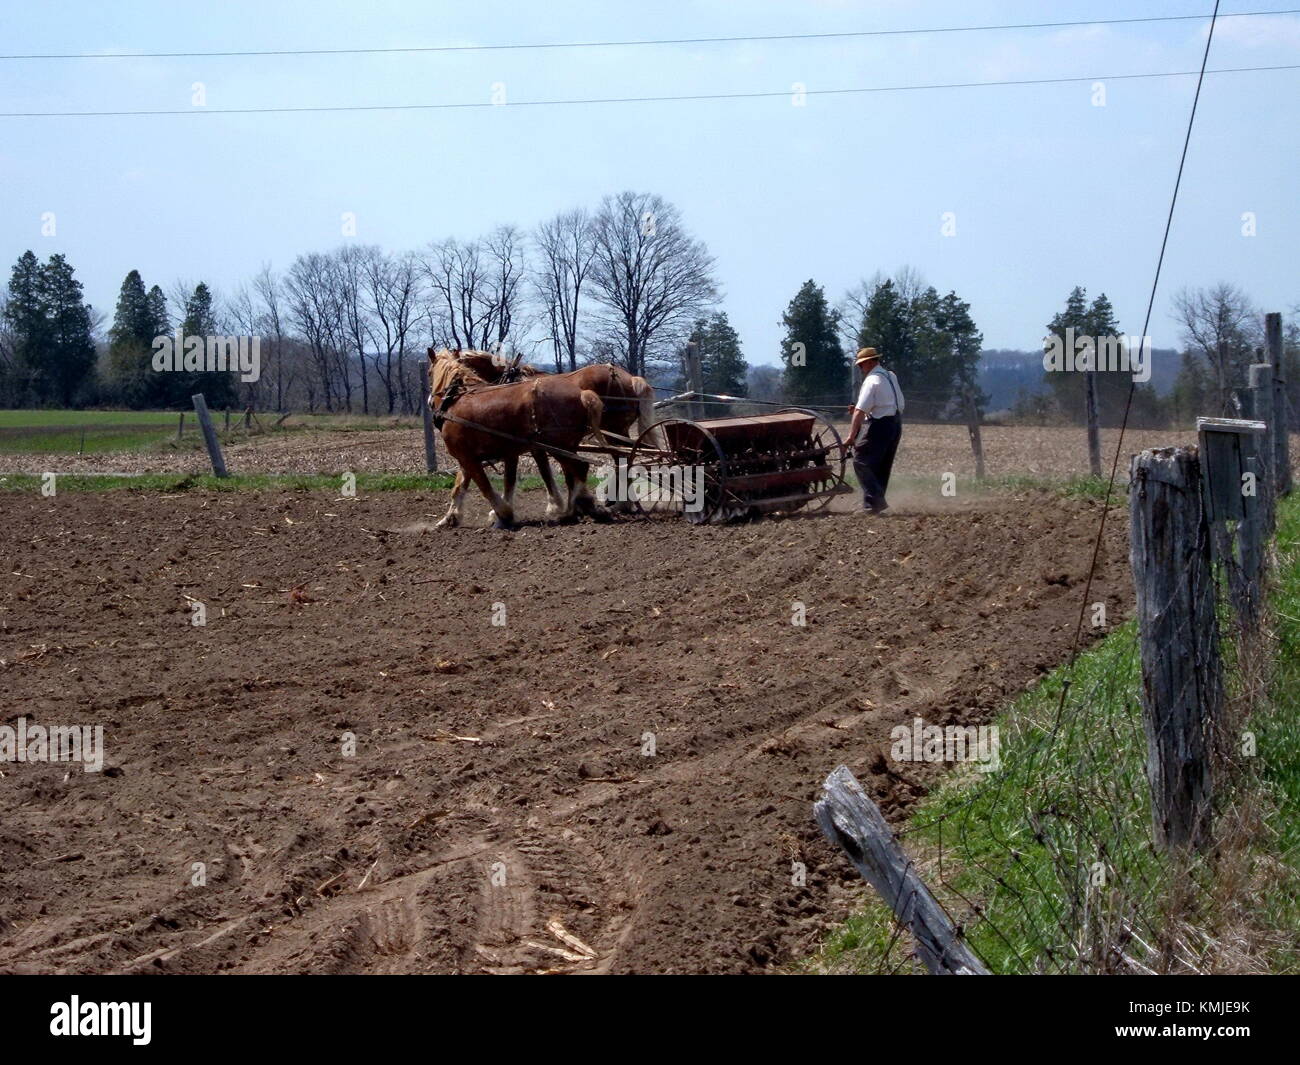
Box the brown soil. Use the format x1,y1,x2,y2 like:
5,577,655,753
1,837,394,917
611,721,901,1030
0,485,1128,974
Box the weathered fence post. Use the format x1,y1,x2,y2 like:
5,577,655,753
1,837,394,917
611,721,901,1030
191,393,228,478
815,766,989,974
1197,417,1267,631
1129,447,1221,851
964,387,986,481
685,340,704,420
1246,362,1276,533
1084,368,1102,478
177,411,185,441
1266,312,1291,497
419,361,439,474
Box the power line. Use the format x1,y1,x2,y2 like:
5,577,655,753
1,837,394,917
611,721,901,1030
1,9,1296,61
1066,1,1223,679
2,62,1295,119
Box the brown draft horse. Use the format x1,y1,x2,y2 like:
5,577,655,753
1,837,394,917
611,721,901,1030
427,349,605,529
443,348,662,450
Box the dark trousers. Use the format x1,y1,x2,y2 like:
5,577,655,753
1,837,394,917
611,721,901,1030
852,414,902,512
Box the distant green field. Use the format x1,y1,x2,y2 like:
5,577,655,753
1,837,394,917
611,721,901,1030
0,408,419,454
0,409,187,454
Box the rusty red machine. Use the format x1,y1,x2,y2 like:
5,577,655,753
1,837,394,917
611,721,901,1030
619,408,851,523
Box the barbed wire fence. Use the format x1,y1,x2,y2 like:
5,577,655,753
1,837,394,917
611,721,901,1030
815,333,1298,976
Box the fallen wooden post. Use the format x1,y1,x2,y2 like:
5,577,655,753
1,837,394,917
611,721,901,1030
191,393,228,478
814,765,989,974
1129,446,1221,851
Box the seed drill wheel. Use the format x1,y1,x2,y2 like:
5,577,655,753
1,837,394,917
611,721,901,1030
775,407,849,514
627,418,729,524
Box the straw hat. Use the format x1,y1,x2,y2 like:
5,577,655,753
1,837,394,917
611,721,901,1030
855,347,881,366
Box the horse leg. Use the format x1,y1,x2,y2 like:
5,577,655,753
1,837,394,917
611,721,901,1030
489,453,519,526
530,448,566,522
463,460,516,529
436,468,468,528
559,457,611,523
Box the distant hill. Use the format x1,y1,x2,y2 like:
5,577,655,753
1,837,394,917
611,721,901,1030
979,347,1181,412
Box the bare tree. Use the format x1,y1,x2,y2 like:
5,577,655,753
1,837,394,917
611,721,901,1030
252,263,294,411
362,249,423,414
286,251,352,411
533,207,595,372
589,191,717,377
1172,283,1261,413
334,245,374,414
420,226,530,353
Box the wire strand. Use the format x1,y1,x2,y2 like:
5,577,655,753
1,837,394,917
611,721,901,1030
1,62,1292,118
1,9,1293,61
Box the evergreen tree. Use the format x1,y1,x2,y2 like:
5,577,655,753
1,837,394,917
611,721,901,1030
39,255,96,406
180,282,236,408
856,276,974,419
108,270,159,406
687,312,747,395
3,251,96,406
147,286,169,337
1045,287,1142,426
934,290,985,417
780,280,844,403
3,251,48,403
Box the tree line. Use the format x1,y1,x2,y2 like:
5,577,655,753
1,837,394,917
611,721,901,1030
2,189,1292,428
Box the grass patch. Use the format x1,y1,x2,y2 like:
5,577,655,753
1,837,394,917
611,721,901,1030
0,471,464,493
809,493,1300,975
0,408,421,455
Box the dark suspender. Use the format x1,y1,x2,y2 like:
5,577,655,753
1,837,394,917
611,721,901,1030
870,367,902,416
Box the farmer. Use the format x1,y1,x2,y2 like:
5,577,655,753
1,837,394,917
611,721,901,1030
844,347,904,515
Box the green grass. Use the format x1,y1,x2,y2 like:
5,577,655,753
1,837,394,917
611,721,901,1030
0,409,190,454
810,493,1300,975
0,408,419,455
0,409,188,428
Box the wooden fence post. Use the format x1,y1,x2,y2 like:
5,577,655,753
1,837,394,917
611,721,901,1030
1197,417,1268,631
686,341,704,420
419,361,439,474
1084,368,1102,478
964,387,986,481
177,411,185,441
1247,362,1276,534
1266,312,1291,497
1129,447,1221,851
191,394,228,478
815,766,989,974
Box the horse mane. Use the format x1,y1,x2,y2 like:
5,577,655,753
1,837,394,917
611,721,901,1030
429,350,478,395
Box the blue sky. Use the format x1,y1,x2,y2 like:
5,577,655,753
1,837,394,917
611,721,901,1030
1,0,1297,366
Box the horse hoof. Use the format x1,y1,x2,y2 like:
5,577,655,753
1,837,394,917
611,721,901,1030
435,516,458,528
490,517,517,531
588,506,614,524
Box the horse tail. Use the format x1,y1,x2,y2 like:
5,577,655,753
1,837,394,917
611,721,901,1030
580,388,604,441
631,375,664,449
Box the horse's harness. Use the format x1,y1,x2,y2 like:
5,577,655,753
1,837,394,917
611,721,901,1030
429,358,640,465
